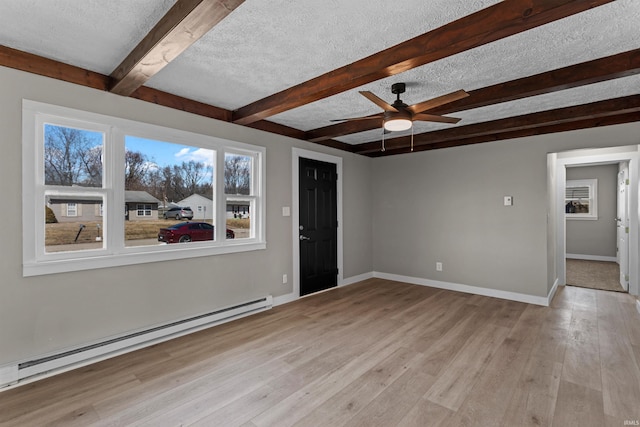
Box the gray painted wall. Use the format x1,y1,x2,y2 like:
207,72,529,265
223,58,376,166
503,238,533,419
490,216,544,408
0,66,373,365
566,164,618,257
372,125,640,298
2,64,640,367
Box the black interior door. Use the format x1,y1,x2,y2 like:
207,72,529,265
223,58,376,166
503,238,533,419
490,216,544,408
299,158,338,296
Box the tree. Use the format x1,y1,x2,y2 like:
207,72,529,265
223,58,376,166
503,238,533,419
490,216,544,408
44,125,102,187
224,155,251,195
179,160,211,196
124,150,151,191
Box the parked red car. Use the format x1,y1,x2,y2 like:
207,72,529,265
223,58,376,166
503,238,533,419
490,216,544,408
158,222,235,243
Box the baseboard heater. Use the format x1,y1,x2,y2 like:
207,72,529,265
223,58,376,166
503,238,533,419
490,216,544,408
0,295,272,390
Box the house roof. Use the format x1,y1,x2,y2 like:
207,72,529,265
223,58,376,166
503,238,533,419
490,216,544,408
1,1,638,156
124,191,161,204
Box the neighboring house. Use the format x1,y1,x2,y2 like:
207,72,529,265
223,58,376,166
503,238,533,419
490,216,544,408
227,200,250,219
125,191,162,221
47,195,103,224
177,194,251,220
177,194,213,220
48,191,161,222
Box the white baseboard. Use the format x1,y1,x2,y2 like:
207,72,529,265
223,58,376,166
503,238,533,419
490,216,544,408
548,278,559,304
276,271,555,307
273,292,297,306
636,298,640,315
373,272,550,306
273,272,375,307
341,271,374,287
566,253,617,262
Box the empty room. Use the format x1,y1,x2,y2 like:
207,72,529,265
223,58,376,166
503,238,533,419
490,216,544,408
1,1,639,426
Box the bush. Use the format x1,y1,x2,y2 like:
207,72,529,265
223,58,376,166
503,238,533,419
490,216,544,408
45,206,58,224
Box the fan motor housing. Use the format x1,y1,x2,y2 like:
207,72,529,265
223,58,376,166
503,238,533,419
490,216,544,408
391,82,406,95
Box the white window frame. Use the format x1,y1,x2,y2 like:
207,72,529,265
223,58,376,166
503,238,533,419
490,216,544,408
565,178,598,220
22,100,266,277
223,150,259,240
136,204,152,217
66,202,78,217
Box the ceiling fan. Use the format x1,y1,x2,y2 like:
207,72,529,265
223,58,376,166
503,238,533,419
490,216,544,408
332,83,469,132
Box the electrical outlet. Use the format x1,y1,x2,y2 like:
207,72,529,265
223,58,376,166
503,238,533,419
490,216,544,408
282,274,288,284
436,262,443,272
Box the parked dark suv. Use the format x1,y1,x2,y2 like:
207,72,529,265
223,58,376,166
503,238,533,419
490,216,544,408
163,206,194,220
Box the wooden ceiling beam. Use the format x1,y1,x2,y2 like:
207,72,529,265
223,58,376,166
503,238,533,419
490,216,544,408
0,45,110,90
109,0,244,96
130,86,232,121
356,95,640,155
232,0,614,125
0,44,350,148
306,48,640,142
368,111,640,157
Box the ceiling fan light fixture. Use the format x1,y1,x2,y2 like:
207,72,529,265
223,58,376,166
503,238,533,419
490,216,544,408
383,117,412,131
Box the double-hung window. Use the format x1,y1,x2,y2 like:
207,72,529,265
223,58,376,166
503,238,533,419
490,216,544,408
23,101,265,276
136,204,152,217
565,179,597,220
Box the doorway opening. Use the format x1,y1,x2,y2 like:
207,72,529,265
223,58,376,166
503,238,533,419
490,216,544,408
564,162,628,293
551,146,639,298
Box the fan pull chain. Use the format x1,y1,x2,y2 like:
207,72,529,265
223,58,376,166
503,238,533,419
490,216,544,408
411,125,414,152
381,127,386,152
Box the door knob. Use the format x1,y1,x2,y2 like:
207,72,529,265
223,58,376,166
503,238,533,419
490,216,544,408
299,235,310,241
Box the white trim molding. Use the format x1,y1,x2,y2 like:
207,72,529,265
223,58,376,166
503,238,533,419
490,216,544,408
272,271,374,307
341,271,374,287
273,292,297,307
552,147,640,298
548,278,560,305
373,272,553,306
566,254,618,262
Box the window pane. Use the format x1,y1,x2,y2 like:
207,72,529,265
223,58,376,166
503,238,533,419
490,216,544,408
224,154,252,195
226,199,251,239
45,195,104,253
124,136,215,247
44,124,104,187
566,186,590,199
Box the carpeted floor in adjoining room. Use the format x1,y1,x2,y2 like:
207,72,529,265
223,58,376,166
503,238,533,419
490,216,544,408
565,258,625,292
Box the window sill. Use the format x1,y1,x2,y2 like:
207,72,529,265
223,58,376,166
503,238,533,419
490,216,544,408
23,241,267,277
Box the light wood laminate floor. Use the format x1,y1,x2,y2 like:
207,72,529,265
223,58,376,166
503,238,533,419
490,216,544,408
1,279,639,426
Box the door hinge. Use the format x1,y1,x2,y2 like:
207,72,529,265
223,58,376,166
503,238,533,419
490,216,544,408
626,179,630,185
625,274,629,282
626,227,629,234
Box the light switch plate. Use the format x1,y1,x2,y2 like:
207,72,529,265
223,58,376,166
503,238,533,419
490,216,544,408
282,206,291,216
504,196,513,206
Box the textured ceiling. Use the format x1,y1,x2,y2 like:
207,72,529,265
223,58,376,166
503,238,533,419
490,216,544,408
0,0,638,147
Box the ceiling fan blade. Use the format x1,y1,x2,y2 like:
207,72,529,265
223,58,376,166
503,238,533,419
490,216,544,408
359,91,398,112
407,89,469,114
330,114,382,122
413,113,461,124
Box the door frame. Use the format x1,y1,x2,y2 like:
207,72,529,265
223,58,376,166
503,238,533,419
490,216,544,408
553,147,639,296
617,162,630,291
292,148,343,297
